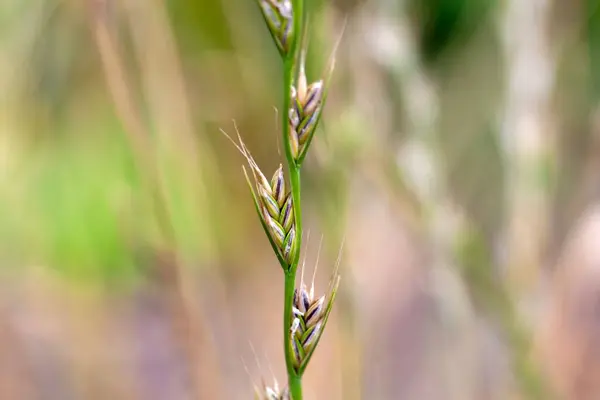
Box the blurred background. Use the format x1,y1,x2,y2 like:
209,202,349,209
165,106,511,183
1,0,600,398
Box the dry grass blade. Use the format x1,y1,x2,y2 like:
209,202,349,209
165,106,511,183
89,3,219,398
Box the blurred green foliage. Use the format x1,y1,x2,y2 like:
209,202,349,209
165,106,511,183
410,0,496,63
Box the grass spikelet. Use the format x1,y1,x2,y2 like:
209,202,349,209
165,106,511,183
257,0,295,56
289,20,346,165
220,123,298,267
288,237,341,372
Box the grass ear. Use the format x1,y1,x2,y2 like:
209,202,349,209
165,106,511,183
231,1,340,398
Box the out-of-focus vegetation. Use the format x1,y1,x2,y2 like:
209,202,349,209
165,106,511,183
2,0,600,399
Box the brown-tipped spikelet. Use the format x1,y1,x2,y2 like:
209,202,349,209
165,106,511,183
256,0,294,56
288,245,341,372
220,125,297,268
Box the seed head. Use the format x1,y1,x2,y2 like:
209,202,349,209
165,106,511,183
256,176,295,265
288,238,342,372
286,26,344,164
219,123,297,268
257,0,295,56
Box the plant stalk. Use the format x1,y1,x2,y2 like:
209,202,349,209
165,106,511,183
288,371,304,400
282,1,304,397
283,58,304,400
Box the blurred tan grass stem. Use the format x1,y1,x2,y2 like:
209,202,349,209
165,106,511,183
88,1,222,398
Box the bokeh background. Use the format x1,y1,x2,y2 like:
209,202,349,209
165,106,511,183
2,0,600,398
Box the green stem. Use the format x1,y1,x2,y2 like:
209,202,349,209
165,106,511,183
283,54,304,400
288,371,303,400
282,2,304,398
